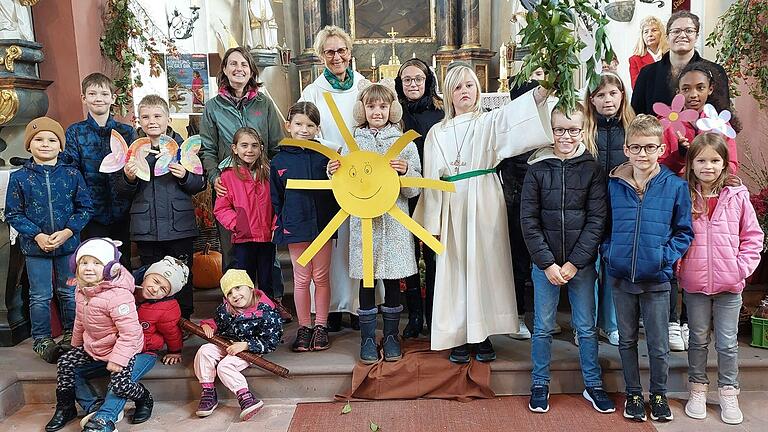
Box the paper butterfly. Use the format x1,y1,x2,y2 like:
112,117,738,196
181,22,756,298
99,131,153,181
653,94,699,136
696,104,736,139
154,135,204,177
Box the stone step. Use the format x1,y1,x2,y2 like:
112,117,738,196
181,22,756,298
3,317,768,422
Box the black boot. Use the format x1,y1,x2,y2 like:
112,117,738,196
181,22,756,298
326,312,342,332
382,305,403,361
402,289,424,338
358,308,379,364
45,389,77,432
131,383,154,424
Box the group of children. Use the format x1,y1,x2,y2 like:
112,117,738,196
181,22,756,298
4,56,764,429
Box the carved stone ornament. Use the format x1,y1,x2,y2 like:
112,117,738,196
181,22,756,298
1,45,21,72
0,88,18,125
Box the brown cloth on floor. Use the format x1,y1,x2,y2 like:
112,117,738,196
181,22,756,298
336,338,495,402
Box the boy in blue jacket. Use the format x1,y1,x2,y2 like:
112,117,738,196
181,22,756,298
602,114,693,423
5,117,92,363
61,73,136,268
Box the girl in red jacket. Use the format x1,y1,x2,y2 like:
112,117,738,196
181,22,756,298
679,134,764,425
46,238,148,432
214,127,276,303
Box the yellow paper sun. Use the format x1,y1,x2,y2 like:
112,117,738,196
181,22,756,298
280,92,455,288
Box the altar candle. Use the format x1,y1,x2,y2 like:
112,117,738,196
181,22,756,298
499,44,508,80
352,56,357,71
412,52,416,59
432,55,436,69
371,53,376,67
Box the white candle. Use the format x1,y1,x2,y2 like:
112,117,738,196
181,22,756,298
371,53,376,67
432,55,436,69
500,44,508,80
412,52,416,58
352,56,357,71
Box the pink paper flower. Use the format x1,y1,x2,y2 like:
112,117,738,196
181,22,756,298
696,104,737,139
653,94,699,135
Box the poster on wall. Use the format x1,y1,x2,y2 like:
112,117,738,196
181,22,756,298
166,53,210,114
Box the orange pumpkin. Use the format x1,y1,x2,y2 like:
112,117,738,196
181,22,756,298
192,243,223,289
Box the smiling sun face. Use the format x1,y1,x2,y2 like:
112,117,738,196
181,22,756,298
279,92,455,287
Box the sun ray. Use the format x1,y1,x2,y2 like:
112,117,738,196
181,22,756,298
297,209,349,266
399,177,456,192
383,130,421,160
323,92,359,152
280,138,342,161
362,217,374,288
286,179,333,190
388,206,445,255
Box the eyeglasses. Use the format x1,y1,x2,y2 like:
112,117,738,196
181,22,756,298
668,28,697,37
626,144,661,154
402,76,426,86
552,127,582,137
323,47,349,59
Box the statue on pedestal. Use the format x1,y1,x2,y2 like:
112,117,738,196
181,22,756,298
244,0,278,50
0,0,33,41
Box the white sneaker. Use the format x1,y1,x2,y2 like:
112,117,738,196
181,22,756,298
552,322,562,335
606,330,619,346
685,382,708,419
80,409,124,428
573,329,579,346
509,315,532,340
681,323,690,350
718,386,743,424
669,322,685,351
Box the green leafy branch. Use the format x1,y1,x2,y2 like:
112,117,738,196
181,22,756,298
511,0,615,114
706,0,768,109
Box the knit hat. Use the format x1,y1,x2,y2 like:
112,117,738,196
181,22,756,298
220,269,254,297
25,117,66,152
145,256,189,297
71,237,123,280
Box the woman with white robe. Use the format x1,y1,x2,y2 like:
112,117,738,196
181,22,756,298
414,64,553,362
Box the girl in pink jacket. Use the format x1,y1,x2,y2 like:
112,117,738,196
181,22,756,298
678,134,764,425
213,127,276,302
46,238,148,432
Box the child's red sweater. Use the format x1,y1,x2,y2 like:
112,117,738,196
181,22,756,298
136,295,183,355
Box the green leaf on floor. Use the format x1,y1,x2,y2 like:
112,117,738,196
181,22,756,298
370,420,380,431
341,401,352,414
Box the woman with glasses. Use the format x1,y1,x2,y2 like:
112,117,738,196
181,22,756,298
628,16,669,89
299,25,380,332
631,11,730,115
394,58,444,338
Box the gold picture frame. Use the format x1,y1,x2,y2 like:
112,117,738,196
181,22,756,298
349,0,436,45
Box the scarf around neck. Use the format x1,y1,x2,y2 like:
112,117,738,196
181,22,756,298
324,67,354,90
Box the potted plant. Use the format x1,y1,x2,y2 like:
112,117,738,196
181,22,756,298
706,0,768,108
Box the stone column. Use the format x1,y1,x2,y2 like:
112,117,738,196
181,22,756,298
436,0,458,51
326,0,347,29
460,0,481,49
302,0,322,55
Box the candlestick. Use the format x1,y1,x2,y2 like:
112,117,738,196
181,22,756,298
371,53,376,67
499,44,508,80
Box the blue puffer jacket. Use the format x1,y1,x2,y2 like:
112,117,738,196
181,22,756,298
601,163,694,283
62,115,137,225
269,145,340,246
5,158,93,257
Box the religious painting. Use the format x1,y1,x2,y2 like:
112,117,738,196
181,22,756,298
349,0,435,44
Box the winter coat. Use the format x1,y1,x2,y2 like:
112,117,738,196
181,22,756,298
628,52,656,88
631,52,730,115
520,144,607,270
200,291,282,354
601,163,694,283
213,164,273,243
344,124,421,280
594,114,628,174
660,113,739,176
678,184,764,295
62,114,137,225
270,145,339,245
199,87,284,184
136,296,183,355
71,266,143,367
5,158,92,257
115,133,207,242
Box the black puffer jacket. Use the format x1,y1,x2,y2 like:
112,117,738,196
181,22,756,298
521,145,608,270
595,115,628,175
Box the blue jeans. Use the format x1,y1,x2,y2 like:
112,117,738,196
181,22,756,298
610,274,670,395
531,263,603,388
595,256,618,333
75,353,157,421
25,255,75,340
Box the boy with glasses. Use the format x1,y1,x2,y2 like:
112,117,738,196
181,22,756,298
522,105,612,414
601,114,693,422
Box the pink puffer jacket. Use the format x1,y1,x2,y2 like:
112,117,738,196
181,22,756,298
71,266,144,366
678,184,764,295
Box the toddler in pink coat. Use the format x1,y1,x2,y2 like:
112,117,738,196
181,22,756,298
45,237,148,432
678,134,764,425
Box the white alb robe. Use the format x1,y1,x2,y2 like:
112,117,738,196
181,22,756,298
414,90,553,350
